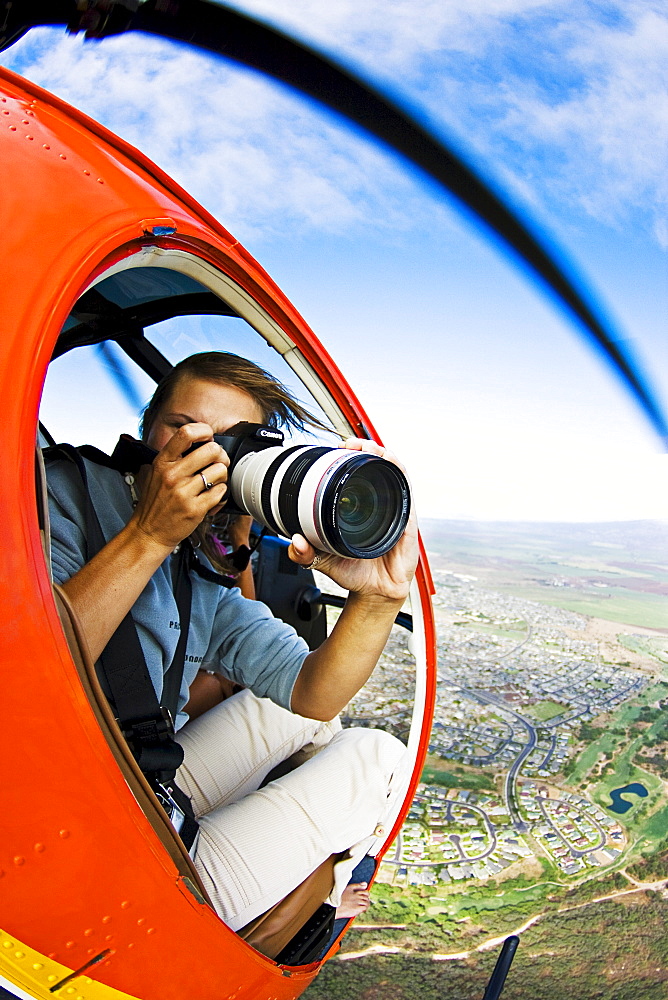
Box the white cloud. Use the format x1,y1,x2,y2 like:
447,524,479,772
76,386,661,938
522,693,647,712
0,28,457,246
4,2,666,248
232,0,668,247
496,9,668,242
228,0,556,66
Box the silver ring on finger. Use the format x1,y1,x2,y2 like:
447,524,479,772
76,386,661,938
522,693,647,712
306,553,323,571
200,471,214,491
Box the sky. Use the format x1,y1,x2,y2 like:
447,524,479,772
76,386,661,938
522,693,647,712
3,0,667,522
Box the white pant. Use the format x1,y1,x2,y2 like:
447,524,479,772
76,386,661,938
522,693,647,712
175,689,408,931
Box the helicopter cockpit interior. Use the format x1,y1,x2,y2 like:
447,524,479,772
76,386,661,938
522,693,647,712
36,246,429,964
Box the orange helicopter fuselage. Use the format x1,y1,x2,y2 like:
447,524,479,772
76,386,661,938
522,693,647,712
0,65,436,1000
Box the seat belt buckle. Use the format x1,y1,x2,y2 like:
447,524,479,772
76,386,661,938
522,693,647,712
123,707,174,747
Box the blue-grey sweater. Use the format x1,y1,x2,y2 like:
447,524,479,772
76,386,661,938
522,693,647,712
46,454,307,730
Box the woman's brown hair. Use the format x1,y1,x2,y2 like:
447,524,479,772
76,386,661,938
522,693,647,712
140,351,329,441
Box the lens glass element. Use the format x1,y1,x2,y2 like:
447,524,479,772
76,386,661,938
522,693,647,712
337,468,388,547
323,456,409,557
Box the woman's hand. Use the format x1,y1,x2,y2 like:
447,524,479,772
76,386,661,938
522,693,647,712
287,438,418,604
60,424,233,663
131,423,230,554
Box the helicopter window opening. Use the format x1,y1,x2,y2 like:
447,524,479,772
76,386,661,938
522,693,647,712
39,251,427,885
40,250,427,771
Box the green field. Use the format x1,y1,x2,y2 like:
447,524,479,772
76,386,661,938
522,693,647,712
567,728,625,785
526,700,566,721
559,684,668,858
422,518,668,630
306,875,668,999
592,758,662,825
619,634,668,663
420,755,496,791
452,620,527,640
497,585,668,630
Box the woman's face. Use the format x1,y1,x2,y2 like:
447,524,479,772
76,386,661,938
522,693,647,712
146,375,264,453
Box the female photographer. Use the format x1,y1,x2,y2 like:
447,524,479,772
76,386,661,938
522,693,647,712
46,351,418,933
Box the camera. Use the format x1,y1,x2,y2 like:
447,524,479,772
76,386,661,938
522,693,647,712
205,422,410,559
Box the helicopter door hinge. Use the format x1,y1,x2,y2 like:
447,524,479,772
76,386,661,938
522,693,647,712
140,217,178,237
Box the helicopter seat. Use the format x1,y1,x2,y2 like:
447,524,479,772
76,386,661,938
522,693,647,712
238,852,341,963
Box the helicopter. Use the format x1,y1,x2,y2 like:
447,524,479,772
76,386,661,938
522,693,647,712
1,4,666,1000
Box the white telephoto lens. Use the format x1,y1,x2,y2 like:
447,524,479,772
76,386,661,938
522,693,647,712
229,443,410,559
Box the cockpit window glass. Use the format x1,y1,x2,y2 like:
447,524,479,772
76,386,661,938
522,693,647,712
40,341,155,452
94,268,210,309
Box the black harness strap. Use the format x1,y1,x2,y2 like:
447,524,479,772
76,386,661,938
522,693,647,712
46,441,203,851
46,443,188,781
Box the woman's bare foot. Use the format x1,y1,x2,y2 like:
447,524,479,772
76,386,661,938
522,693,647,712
335,882,371,920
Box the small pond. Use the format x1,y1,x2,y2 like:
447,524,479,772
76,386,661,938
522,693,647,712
608,783,648,814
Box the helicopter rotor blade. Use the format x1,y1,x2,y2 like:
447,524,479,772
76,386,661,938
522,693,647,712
2,0,666,442
95,342,145,413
